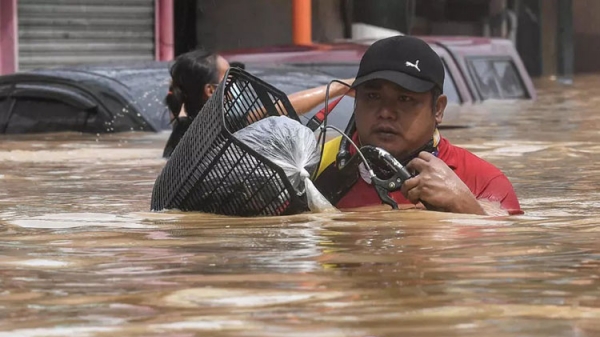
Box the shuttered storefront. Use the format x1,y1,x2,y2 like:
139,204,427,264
17,0,155,71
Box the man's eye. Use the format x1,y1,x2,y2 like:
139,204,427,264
367,92,379,99
399,95,413,102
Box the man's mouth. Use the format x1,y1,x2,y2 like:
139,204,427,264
372,125,399,137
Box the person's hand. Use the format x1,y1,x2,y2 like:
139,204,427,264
338,78,355,97
340,78,354,87
401,152,485,215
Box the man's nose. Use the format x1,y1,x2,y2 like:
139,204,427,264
376,103,397,119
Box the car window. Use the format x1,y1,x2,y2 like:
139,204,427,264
441,61,461,104
468,58,527,100
5,97,90,134
492,61,527,98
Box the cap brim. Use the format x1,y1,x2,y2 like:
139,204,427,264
351,70,435,93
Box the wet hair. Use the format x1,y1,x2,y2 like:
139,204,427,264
165,49,220,120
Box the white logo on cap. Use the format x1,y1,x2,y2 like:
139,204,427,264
405,60,420,72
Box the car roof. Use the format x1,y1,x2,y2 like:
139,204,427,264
221,36,513,64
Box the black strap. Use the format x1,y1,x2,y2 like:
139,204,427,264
314,154,362,206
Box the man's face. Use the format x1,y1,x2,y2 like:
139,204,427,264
354,79,445,159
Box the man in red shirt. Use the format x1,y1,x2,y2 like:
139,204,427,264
314,35,522,216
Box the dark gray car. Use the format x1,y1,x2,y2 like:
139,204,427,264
0,62,357,135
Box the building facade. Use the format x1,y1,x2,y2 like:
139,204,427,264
1,0,599,78
0,0,173,74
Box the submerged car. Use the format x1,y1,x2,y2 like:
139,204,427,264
223,36,537,104
0,62,172,134
0,61,349,135
0,36,535,135
221,36,536,130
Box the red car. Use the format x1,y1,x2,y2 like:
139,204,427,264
223,36,536,126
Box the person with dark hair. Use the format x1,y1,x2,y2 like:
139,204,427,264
162,49,353,158
314,35,522,216
165,49,230,121
162,49,229,158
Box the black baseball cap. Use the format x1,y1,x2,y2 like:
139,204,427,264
352,35,445,93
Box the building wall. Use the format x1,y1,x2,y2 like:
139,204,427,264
541,0,558,77
196,0,293,52
515,0,542,77
312,0,348,42
0,0,18,75
573,0,600,73
1,0,172,74
195,0,346,52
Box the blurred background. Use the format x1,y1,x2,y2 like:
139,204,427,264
0,0,592,80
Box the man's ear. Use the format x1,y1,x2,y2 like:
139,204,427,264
435,94,447,125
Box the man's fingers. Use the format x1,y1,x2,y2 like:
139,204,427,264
406,157,428,173
401,174,419,193
401,175,421,204
418,151,437,161
404,185,422,204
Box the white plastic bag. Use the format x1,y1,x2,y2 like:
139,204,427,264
305,179,338,213
233,116,337,213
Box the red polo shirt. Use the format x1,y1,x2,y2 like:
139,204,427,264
336,137,523,215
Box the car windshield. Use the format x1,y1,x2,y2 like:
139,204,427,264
467,58,527,100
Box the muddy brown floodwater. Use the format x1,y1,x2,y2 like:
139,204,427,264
0,76,599,336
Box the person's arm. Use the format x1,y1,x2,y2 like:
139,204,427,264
247,78,354,124
287,78,354,115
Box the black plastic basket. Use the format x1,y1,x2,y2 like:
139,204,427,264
150,67,310,216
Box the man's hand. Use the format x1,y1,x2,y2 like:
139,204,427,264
401,152,486,215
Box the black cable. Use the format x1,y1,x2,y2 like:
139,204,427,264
321,124,373,173
310,79,352,181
